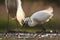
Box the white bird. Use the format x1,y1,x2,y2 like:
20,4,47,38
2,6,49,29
23,7,53,27
16,0,25,25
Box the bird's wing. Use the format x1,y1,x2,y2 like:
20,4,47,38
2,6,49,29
31,12,53,24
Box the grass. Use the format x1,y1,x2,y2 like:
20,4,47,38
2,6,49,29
0,16,60,32
0,16,8,32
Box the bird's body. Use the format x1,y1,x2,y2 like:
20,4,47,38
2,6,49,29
31,10,53,24
23,7,53,27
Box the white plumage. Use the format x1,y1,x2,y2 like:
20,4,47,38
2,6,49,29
23,7,53,27
16,0,25,25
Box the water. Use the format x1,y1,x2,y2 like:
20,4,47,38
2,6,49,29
0,33,60,40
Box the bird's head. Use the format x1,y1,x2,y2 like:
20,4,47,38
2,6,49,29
23,17,31,27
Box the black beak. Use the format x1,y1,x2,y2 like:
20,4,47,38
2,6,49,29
23,21,28,26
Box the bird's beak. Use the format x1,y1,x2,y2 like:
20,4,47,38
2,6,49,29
23,21,28,26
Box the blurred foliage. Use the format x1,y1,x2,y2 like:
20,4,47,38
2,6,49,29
0,16,7,32
0,0,5,4
0,0,60,6
42,0,60,6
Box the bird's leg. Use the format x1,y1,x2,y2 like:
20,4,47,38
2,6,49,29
41,24,46,33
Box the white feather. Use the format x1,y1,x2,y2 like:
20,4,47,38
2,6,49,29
16,0,25,25
24,7,53,27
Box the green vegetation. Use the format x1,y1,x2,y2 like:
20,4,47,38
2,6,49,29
0,16,60,32
0,16,7,32
0,0,4,4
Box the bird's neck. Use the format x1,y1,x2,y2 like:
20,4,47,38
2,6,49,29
17,0,21,5
17,0,23,11
16,0,25,25
28,19,37,27
17,0,25,20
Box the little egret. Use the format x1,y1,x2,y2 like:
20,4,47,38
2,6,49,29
23,7,53,31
